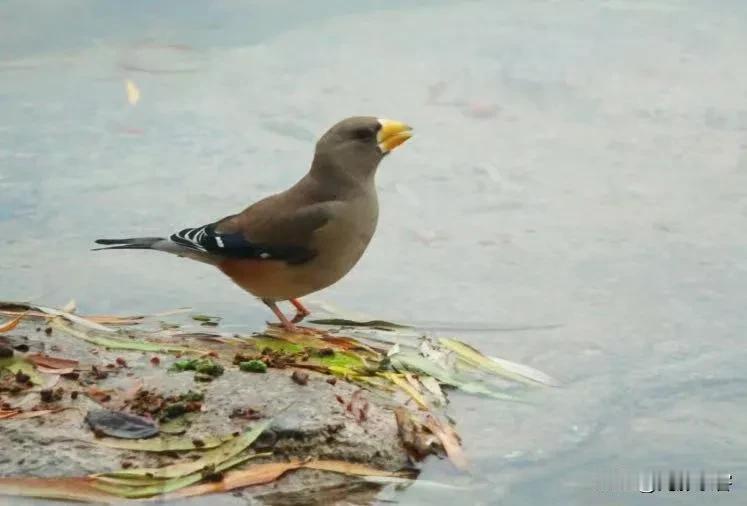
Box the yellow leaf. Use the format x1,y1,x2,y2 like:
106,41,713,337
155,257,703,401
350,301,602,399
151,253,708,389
125,79,140,105
380,372,429,410
424,414,468,471
0,312,25,333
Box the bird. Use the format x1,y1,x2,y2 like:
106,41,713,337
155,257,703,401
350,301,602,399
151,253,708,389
94,116,413,333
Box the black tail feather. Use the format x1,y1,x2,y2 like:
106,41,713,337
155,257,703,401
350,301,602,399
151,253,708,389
93,237,164,251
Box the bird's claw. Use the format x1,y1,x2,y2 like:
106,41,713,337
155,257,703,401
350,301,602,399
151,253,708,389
291,311,307,324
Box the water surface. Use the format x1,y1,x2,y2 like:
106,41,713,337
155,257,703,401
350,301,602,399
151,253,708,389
2,1,746,504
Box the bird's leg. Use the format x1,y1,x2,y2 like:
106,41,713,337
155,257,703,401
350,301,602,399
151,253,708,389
262,298,322,335
289,298,311,324
262,298,300,333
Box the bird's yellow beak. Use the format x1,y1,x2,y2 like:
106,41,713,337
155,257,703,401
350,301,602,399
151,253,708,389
377,119,413,154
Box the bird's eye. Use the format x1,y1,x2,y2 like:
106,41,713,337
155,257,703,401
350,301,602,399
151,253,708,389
352,127,373,140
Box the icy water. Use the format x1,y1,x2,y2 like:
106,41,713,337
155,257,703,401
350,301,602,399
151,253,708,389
2,0,747,504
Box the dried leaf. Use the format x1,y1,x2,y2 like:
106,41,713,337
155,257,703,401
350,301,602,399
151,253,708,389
440,337,555,385
26,353,79,370
389,349,518,402
0,409,21,419
96,434,230,452
0,312,25,333
36,366,75,375
0,357,43,385
424,414,468,471
163,461,304,499
419,376,446,405
0,477,115,503
125,79,140,105
163,459,402,500
0,409,62,420
101,419,271,479
61,299,77,313
380,372,429,410
303,460,408,478
50,318,200,354
394,407,439,461
36,306,114,333
86,315,143,325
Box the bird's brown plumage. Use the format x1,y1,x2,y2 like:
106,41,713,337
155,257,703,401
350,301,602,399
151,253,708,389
95,116,412,331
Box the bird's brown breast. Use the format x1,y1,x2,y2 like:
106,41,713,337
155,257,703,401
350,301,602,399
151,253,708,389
218,193,378,300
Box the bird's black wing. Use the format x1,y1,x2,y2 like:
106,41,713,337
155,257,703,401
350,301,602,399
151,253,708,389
170,223,316,265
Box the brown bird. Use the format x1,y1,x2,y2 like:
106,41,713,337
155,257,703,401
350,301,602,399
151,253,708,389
94,116,413,332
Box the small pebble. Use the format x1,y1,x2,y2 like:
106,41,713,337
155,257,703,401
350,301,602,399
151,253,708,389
291,370,309,386
13,344,29,352
14,371,30,384
326,377,337,386
150,356,160,366
40,389,54,403
44,327,52,336
0,346,13,359
71,391,79,400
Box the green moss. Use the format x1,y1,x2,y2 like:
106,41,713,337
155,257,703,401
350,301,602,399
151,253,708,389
239,360,267,373
195,360,224,377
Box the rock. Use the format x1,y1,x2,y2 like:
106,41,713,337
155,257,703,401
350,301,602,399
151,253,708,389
0,319,408,497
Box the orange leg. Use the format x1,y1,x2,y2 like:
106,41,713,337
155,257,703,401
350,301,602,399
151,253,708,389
289,298,311,324
262,298,298,332
262,298,320,335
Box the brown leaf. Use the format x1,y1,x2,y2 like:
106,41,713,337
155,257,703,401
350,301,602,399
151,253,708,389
0,313,25,333
86,315,144,325
0,409,63,420
303,460,408,478
424,414,468,471
27,353,79,370
0,477,115,503
0,409,21,419
86,386,113,405
163,461,304,499
163,459,404,500
394,407,439,461
36,366,75,375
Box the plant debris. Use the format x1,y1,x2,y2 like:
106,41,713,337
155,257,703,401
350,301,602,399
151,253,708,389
26,353,79,371
170,358,224,378
0,299,554,500
239,360,267,373
0,313,26,333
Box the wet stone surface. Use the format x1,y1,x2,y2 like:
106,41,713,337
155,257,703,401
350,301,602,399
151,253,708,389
0,321,408,489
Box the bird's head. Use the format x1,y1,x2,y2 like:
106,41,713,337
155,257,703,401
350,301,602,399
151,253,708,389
311,116,412,183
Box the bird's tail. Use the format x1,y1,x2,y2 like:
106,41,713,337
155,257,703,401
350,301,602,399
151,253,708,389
92,237,165,251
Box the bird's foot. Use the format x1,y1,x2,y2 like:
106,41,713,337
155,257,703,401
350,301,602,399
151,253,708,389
289,298,311,324
291,311,308,324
